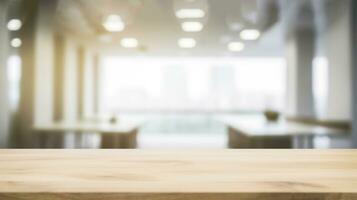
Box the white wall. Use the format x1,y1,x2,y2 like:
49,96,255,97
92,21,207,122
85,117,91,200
83,49,95,119
63,38,79,123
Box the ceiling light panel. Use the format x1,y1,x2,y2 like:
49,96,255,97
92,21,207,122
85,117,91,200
181,21,203,32
103,15,125,32
228,42,244,52
7,19,22,31
121,38,138,48
11,38,22,48
175,9,205,19
178,38,196,48
240,29,260,41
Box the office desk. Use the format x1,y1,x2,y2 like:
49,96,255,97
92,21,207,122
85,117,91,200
34,121,140,148
218,115,347,148
0,150,356,199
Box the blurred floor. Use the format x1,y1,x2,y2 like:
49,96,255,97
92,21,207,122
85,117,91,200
138,132,227,149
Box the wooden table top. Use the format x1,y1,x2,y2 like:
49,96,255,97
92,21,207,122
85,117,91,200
33,121,140,134
0,150,357,199
218,115,346,137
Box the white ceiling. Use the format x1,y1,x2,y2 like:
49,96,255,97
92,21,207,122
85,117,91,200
55,0,284,57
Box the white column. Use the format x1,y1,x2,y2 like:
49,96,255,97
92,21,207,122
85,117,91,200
83,49,96,119
77,47,84,120
323,0,352,121
18,0,56,146
0,1,10,147
285,27,315,118
62,37,79,123
282,1,316,119
95,55,102,116
55,36,89,124
33,1,55,125
53,35,82,124
53,34,65,122
61,44,96,122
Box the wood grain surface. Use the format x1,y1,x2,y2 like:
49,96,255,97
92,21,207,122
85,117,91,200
0,150,357,199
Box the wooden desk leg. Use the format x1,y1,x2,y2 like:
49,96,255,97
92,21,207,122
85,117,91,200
36,132,46,148
101,134,119,148
227,127,238,148
253,136,292,148
101,129,138,149
119,129,138,149
228,127,250,148
50,132,67,148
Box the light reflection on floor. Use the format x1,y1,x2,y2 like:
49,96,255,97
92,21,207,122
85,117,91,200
138,133,227,149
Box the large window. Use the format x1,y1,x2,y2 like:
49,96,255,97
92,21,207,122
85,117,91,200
100,57,286,114
7,55,21,112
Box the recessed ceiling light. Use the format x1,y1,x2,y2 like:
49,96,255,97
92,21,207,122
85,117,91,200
181,21,203,32
240,29,260,41
228,42,244,52
7,19,22,31
175,9,205,19
178,38,196,48
121,38,138,48
103,15,125,32
11,38,22,48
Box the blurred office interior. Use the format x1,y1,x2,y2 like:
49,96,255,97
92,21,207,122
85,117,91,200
0,0,356,149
